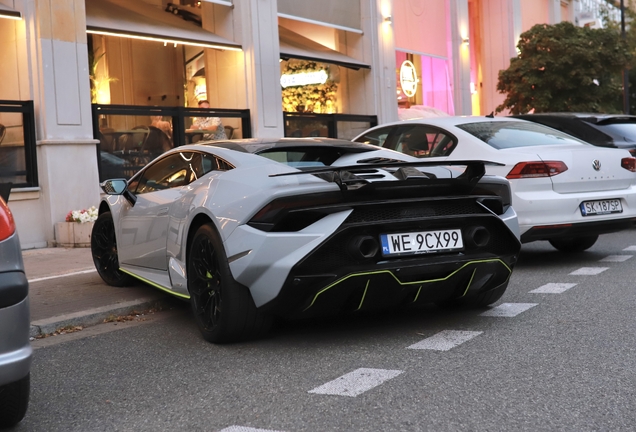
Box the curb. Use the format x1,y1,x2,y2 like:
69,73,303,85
29,297,170,338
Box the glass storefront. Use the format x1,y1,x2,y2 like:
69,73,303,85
396,51,454,115
94,105,251,181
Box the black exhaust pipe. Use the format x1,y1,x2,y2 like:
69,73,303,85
465,226,490,248
348,235,379,259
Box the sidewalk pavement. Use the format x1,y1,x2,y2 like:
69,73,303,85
23,247,174,338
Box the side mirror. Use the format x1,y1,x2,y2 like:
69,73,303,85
100,179,137,206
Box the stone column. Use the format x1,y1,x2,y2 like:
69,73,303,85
450,0,472,116
233,0,284,138
20,0,100,246
359,0,398,124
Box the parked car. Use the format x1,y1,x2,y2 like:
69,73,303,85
0,196,31,427
513,113,636,156
353,117,636,252
92,138,521,343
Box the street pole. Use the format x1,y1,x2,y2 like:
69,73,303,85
622,0,630,114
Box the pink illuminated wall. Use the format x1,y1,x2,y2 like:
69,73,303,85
394,0,455,115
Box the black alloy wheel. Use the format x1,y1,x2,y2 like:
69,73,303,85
187,223,271,344
188,227,223,333
91,212,133,287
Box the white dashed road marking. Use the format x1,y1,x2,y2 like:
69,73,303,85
623,246,636,251
479,303,537,317
308,368,403,397
600,255,633,262
529,283,577,294
407,330,482,351
28,268,96,283
569,267,609,276
219,427,284,432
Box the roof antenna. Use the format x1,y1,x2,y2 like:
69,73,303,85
485,111,494,118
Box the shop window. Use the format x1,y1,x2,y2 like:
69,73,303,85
93,105,251,182
281,60,339,114
0,102,37,189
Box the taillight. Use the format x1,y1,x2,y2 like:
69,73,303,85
629,149,636,157
0,197,16,241
621,157,636,172
506,161,568,179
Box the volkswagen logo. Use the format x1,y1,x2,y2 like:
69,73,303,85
592,159,601,171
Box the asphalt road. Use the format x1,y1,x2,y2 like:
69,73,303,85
14,230,636,432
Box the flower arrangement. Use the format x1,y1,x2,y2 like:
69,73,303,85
65,206,98,224
281,60,338,113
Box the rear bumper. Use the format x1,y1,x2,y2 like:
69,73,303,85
259,212,521,318
0,297,32,387
261,253,517,319
520,217,636,243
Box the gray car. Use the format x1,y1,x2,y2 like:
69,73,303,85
0,196,31,427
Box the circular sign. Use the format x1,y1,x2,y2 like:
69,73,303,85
399,60,419,98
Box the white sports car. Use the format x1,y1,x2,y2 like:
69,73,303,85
92,138,521,343
354,117,636,252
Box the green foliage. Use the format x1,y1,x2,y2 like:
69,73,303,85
281,60,338,113
496,21,630,114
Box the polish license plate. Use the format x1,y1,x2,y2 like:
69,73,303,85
580,199,623,216
380,229,463,257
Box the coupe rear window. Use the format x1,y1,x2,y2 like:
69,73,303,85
256,147,349,167
457,121,588,149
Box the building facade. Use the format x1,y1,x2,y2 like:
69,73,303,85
0,0,613,249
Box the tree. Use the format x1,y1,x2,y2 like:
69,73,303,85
496,21,631,114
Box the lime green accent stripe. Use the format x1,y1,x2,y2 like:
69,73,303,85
461,269,478,297
120,268,191,300
304,258,511,311
412,286,423,303
357,280,370,311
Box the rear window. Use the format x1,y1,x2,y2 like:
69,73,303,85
256,147,346,168
457,121,588,149
594,122,636,142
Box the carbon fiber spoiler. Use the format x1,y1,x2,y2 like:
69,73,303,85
269,160,504,193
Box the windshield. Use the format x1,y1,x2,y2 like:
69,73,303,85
457,121,589,149
594,122,636,142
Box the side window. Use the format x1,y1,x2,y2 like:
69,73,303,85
393,125,457,158
190,152,233,180
354,127,394,148
134,152,196,194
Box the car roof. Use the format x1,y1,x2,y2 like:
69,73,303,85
514,113,636,122
359,115,527,131
193,137,379,154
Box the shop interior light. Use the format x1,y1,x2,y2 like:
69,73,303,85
86,29,242,51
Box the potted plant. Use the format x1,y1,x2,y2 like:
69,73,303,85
55,206,98,247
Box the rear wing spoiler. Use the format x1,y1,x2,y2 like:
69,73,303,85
269,160,504,193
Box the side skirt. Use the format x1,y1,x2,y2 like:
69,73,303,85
119,266,190,300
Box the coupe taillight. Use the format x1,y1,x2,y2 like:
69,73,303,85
621,157,636,172
0,197,16,241
506,161,568,179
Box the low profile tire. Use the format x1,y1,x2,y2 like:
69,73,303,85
549,235,599,253
0,374,30,428
187,223,271,344
91,212,133,287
